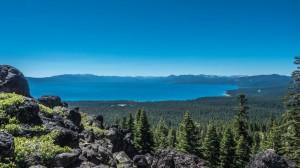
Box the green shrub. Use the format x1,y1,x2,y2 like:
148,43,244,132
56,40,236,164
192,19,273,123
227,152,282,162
29,125,46,132
0,160,16,168
0,93,25,112
14,131,71,167
0,117,22,134
80,112,107,137
39,104,53,116
53,106,66,117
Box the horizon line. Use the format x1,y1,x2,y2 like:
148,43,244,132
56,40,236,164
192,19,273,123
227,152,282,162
25,73,291,78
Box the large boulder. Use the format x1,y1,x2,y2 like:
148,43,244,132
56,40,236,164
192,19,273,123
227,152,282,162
105,127,139,159
133,155,149,168
0,65,31,97
15,100,42,124
113,151,133,167
53,127,79,148
67,108,82,128
245,150,297,168
54,149,81,167
0,132,14,160
152,149,209,168
4,98,42,125
79,143,115,166
38,95,63,108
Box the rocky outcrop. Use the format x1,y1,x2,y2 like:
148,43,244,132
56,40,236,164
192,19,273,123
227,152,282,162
0,132,14,160
0,65,31,97
152,149,209,168
245,150,297,168
105,127,139,159
38,95,63,108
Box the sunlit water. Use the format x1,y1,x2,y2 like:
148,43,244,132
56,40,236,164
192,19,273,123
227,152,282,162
28,81,237,101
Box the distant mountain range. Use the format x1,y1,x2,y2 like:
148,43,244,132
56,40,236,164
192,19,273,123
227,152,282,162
27,74,291,88
27,74,292,97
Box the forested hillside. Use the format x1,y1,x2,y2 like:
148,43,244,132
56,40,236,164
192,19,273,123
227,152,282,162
68,96,284,127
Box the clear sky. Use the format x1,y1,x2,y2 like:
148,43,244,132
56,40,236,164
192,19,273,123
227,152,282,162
0,0,299,77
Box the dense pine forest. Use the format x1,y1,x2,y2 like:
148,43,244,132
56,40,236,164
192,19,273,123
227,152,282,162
68,96,284,127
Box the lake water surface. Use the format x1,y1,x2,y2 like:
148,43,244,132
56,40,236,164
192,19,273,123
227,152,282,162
28,81,237,101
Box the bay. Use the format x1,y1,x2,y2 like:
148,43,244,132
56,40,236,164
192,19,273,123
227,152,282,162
28,81,238,101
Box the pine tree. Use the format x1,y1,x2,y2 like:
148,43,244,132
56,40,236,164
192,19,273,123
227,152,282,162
235,135,251,168
282,56,300,164
135,109,142,126
176,111,201,155
233,94,250,141
202,123,220,167
153,118,168,151
167,127,176,148
133,109,142,142
126,113,134,132
263,122,282,153
219,128,235,168
121,117,127,129
251,132,261,156
232,94,252,166
134,110,154,154
114,113,121,125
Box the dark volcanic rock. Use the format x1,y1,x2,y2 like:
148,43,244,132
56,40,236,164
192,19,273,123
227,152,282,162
54,149,81,167
113,151,133,166
92,115,104,129
152,149,209,168
133,155,149,168
245,150,297,168
16,100,42,124
53,127,79,148
0,65,31,97
105,127,139,159
29,165,47,168
79,143,115,166
79,130,95,143
38,95,62,108
67,108,82,128
4,98,42,125
0,132,14,159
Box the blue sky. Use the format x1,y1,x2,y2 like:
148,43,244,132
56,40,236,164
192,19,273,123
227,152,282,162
0,0,299,77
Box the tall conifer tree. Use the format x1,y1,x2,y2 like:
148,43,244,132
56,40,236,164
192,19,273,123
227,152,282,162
126,113,134,132
282,56,300,164
134,110,154,154
176,111,201,155
202,123,220,167
232,94,251,167
167,127,176,148
235,135,250,168
219,128,235,168
153,118,168,151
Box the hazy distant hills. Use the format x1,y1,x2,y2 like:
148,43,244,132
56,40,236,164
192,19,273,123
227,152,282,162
27,74,291,87
27,74,291,97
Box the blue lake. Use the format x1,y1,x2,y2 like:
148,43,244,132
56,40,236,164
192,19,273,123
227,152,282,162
28,81,237,101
